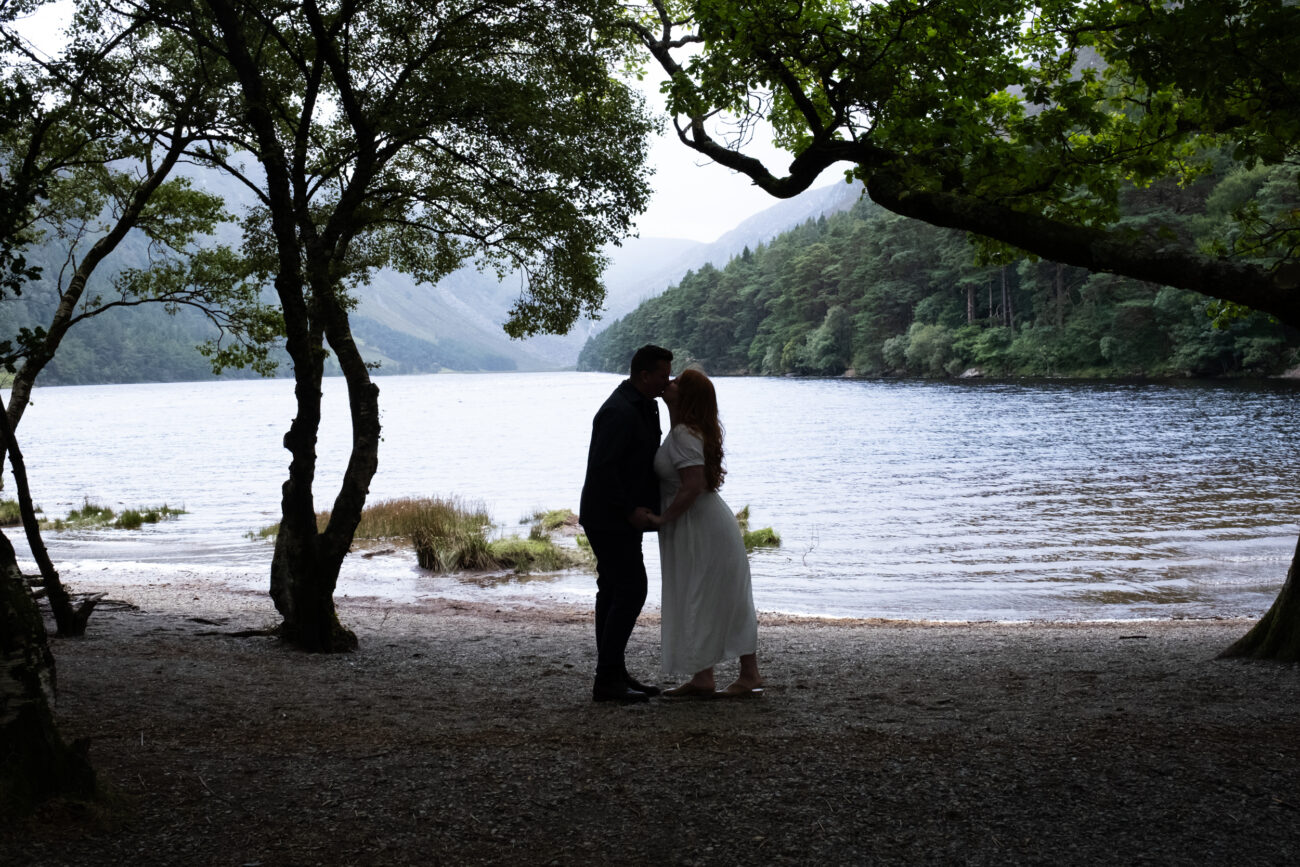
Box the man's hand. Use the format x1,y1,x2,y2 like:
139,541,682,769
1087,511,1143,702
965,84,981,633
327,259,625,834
628,507,655,530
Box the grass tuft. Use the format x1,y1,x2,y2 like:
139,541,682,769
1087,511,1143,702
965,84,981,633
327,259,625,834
0,498,35,527
488,536,585,573
735,505,781,552
255,497,588,575
42,498,185,531
522,508,579,532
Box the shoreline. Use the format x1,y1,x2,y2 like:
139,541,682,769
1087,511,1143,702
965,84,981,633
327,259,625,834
7,576,1299,865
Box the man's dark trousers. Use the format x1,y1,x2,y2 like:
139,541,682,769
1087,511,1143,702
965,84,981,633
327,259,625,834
587,525,648,686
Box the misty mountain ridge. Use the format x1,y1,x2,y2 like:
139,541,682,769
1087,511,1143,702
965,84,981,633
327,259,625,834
354,178,864,371
5,172,863,383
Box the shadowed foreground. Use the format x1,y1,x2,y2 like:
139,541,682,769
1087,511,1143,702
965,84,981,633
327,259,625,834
3,580,1298,865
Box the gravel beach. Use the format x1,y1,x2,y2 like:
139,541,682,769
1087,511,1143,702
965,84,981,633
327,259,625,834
4,575,1299,865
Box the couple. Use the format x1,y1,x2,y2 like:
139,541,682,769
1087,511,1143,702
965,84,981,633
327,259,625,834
578,344,763,704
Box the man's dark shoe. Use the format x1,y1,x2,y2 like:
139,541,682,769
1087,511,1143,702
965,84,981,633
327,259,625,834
624,675,661,697
592,681,651,703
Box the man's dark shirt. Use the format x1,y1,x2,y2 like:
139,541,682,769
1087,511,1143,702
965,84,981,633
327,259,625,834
579,379,661,532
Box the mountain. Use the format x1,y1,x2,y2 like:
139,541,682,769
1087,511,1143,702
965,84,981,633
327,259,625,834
353,178,865,371
3,170,862,383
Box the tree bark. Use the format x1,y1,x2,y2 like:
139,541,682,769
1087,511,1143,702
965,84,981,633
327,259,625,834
265,300,376,654
266,308,371,654
0,530,97,817
203,0,373,652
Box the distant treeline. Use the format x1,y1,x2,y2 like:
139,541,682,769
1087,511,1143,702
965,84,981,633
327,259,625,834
2,239,518,385
2,237,273,386
3,285,267,386
579,164,1300,379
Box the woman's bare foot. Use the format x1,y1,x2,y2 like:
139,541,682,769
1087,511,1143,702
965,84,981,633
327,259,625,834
719,678,764,698
722,677,763,693
663,669,717,699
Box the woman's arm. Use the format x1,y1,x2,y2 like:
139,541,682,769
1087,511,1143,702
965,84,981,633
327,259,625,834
651,465,707,527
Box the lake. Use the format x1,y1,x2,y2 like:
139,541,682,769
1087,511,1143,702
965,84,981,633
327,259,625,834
4,372,1298,621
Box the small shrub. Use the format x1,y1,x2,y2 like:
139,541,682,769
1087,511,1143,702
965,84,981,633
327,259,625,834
488,536,584,573
1,498,26,527
117,510,144,530
525,508,578,532
735,505,780,553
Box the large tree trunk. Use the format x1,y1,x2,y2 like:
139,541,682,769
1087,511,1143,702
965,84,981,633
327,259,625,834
0,531,97,817
268,319,359,653
205,0,379,653
1219,534,1300,662
267,290,379,653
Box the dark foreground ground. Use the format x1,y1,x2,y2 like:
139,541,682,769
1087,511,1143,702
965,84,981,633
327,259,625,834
4,581,1299,865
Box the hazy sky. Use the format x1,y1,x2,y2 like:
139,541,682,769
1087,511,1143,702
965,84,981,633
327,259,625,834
632,71,834,243
11,2,833,244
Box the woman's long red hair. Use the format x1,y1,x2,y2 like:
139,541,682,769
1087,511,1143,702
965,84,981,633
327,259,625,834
675,368,726,491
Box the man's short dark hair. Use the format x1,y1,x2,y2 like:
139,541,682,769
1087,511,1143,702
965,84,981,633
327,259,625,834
630,344,673,377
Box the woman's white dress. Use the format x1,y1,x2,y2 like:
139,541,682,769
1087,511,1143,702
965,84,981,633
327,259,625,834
655,424,758,676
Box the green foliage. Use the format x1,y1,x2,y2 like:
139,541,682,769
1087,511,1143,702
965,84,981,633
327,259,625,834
486,536,585,574
524,508,580,533
261,497,588,575
0,498,30,527
734,505,781,553
41,499,185,531
742,527,781,552
580,179,1300,379
623,1,1300,340
0,11,282,387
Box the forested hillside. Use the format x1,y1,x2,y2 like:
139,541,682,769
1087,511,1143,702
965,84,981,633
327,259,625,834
579,163,1300,379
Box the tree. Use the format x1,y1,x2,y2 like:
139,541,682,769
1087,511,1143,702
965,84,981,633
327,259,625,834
624,0,1300,658
1,4,274,636
0,526,97,818
135,0,653,650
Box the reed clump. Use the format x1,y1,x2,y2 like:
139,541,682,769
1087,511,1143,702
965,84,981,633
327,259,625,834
0,498,27,527
735,506,781,552
410,498,588,573
257,497,588,575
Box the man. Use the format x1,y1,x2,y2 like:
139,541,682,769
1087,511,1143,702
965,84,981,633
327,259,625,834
579,344,673,703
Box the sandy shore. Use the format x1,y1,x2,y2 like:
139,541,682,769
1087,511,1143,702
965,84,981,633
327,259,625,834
4,575,1300,865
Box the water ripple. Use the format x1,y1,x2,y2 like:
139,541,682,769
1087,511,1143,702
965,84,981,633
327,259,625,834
7,373,1299,620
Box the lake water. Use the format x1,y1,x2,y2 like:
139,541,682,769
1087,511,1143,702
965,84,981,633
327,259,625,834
4,372,1298,621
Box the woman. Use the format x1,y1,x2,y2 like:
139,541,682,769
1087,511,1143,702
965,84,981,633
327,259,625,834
648,368,762,699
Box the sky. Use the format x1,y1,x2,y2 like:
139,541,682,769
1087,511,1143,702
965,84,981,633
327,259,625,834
632,72,832,242
10,2,831,244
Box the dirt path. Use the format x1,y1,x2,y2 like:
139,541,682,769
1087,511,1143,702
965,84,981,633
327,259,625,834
5,579,1299,865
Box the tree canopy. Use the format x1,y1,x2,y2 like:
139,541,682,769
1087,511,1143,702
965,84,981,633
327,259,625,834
122,0,656,649
624,0,1300,324
620,0,1300,661
580,188,1300,379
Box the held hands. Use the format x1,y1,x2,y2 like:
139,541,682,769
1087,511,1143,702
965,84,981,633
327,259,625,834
629,507,661,531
